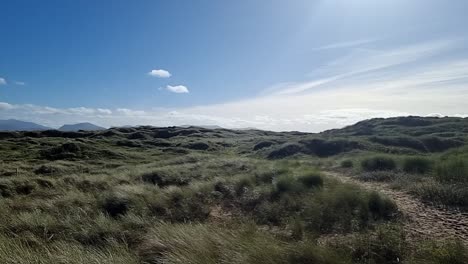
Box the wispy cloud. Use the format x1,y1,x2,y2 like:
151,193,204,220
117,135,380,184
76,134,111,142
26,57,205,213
148,69,171,78
14,81,26,86
1,39,467,132
165,85,189,94
0,78,6,85
272,39,457,95
314,38,377,50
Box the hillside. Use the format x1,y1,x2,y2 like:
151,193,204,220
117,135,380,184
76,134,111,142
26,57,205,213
0,119,51,131
0,117,467,263
59,122,106,131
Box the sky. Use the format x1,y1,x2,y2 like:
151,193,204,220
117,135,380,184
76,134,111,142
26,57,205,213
1,0,468,132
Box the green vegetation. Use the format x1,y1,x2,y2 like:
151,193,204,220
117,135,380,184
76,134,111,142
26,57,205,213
0,117,468,262
361,156,397,171
435,158,468,183
340,159,354,168
403,156,433,174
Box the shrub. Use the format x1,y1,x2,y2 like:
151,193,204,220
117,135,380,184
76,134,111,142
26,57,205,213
357,171,399,182
361,156,396,171
413,240,468,264
234,175,255,195
0,182,14,197
267,144,303,159
435,158,468,183
184,142,210,150
14,181,37,195
368,192,398,219
369,136,427,152
403,157,433,174
141,170,189,187
411,181,468,207
275,175,301,194
253,141,274,151
340,160,353,168
420,136,464,152
350,224,407,264
40,142,84,160
300,139,362,157
34,164,59,174
297,171,323,188
100,193,130,217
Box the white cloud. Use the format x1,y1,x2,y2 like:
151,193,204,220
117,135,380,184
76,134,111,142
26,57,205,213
67,107,96,115
0,39,467,132
148,69,171,78
0,78,6,85
0,102,13,110
14,81,25,86
166,85,189,94
116,108,147,116
97,108,112,114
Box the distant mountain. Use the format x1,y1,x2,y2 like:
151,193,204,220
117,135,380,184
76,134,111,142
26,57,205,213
59,122,105,131
0,119,52,131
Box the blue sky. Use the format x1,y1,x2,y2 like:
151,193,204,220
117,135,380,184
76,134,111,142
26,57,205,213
1,0,468,131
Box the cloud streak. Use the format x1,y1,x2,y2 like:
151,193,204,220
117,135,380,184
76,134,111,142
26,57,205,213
1,39,467,132
0,78,6,85
313,38,377,50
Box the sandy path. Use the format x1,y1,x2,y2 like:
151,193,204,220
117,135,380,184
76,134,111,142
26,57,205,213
325,171,468,243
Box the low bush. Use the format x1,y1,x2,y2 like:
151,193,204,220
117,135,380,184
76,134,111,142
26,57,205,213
100,192,131,217
361,156,396,172
357,171,402,182
275,175,301,194
403,157,433,174
340,159,354,168
34,164,60,174
14,181,37,195
234,175,255,195
184,142,211,150
141,170,190,187
303,184,399,234
412,240,468,264
410,181,468,207
0,182,14,197
435,158,468,183
349,224,407,264
253,141,274,151
297,171,323,188
267,144,303,159
368,192,398,220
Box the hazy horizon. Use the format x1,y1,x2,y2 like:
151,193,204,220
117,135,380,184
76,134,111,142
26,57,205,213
2,1,468,132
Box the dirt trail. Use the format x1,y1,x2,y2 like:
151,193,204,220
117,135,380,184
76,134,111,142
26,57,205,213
325,171,468,243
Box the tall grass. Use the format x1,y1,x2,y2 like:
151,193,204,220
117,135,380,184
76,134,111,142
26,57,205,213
361,156,396,172
0,234,138,264
435,158,468,183
138,223,349,264
403,157,432,174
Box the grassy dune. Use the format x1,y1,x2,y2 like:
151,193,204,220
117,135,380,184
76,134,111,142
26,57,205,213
0,117,467,263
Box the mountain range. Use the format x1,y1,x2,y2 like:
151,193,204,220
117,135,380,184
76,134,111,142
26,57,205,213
0,119,105,132
0,119,51,131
